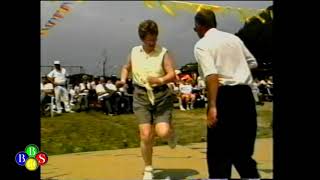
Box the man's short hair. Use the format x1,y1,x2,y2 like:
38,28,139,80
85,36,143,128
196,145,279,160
195,8,217,28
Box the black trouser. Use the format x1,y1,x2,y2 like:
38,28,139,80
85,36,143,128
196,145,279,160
207,85,260,179
101,96,113,114
120,95,133,113
111,93,121,114
79,95,89,109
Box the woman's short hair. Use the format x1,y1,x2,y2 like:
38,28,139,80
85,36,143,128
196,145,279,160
138,20,159,40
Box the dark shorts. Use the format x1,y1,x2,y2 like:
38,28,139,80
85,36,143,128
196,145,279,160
133,85,173,124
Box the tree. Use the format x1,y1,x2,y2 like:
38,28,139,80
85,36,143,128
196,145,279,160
180,62,198,74
235,5,273,73
180,6,273,78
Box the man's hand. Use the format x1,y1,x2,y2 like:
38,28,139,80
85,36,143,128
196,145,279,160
116,80,126,88
147,76,162,86
207,106,218,128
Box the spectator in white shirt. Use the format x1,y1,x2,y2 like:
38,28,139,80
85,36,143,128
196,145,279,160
118,83,133,114
197,76,206,90
41,76,54,107
267,76,273,85
252,78,264,105
69,85,77,106
266,76,273,96
193,9,259,179
90,78,97,90
77,75,91,112
106,79,117,91
106,79,121,115
95,77,115,116
179,79,196,110
47,60,73,114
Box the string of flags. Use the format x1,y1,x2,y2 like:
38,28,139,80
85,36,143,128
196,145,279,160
41,1,85,37
143,1,272,24
41,1,271,37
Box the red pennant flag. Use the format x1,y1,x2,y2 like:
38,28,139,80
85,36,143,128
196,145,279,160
45,24,53,28
60,4,71,12
58,8,69,14
53,12,64,19
45,22,55,28
51,17,60,21
48,20,56,25
41,30,48,35
62,2,73,5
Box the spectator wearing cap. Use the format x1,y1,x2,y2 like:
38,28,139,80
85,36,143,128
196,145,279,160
47,60,73,114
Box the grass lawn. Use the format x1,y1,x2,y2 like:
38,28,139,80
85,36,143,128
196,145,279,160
41,102,272,155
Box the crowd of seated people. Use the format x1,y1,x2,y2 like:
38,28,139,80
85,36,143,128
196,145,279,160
251,76,274,105
41,72,273,116
168,70,207,111
70,75,134,116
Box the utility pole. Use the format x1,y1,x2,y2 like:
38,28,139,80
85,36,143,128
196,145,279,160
103,58,106,77
102,48,108,77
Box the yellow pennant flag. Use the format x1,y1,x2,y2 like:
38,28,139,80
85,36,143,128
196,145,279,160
172,1,187,10
238,8,260,23
160,3,176,16
143,1,265,23
211,5,224,13
57,8,71,15
41,30,49,37
199,4,212,12
200,5,213,14
245,17,251,23
179,2,197,14
196,4,204,12
219,7,231,17
144,1,157,9
238,8,249,23
256,15,266,24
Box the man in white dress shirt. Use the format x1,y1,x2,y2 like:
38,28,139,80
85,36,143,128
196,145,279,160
193,9,260,179
47,60,73,114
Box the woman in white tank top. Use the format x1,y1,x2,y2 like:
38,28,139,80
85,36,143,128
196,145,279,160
116,20,178,180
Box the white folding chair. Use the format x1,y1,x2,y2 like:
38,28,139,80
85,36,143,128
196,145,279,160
50,96,55,117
